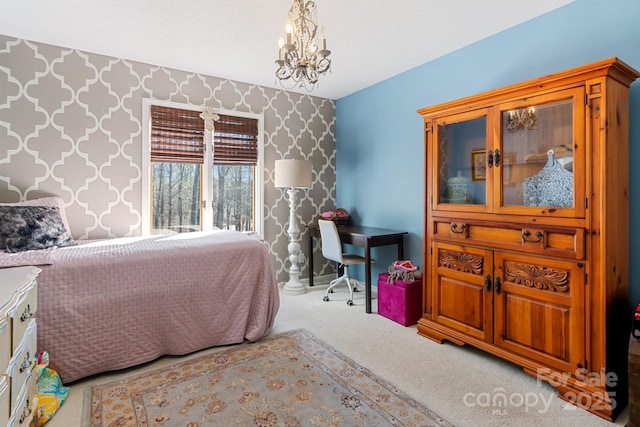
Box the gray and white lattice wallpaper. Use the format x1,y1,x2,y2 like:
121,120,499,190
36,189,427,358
0,35,337,284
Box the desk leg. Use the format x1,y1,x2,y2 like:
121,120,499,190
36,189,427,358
398,236,405,260
308,231,314,287
365,241,372,314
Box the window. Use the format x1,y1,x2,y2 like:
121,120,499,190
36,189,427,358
142,100,264,236
212,114,259,232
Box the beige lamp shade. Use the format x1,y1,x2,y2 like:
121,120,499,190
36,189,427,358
274,159,312,188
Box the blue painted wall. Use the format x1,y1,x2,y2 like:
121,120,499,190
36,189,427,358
335,0,640,309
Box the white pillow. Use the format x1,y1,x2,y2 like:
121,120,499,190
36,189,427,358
0,197,73,250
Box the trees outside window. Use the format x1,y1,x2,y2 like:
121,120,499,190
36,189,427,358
152,162,201,233
213,164,254,231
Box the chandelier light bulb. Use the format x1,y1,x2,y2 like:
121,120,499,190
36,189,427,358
320,26,327,50
278,37,284,62
286,22,293,44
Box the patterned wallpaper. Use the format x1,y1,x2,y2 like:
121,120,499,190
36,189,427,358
0,35,337,283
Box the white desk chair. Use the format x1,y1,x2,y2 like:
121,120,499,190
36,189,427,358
318,219,371,306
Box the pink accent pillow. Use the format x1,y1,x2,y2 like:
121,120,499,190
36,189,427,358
0,197,73,250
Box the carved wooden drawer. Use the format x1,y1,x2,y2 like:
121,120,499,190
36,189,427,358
432,219,585,260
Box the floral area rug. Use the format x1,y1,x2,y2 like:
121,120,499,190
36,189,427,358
83,329,452,426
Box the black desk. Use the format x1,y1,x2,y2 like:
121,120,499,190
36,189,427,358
306,224,408,313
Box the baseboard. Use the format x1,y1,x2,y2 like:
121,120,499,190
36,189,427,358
284,274,370,289
278,274,334,290
280,275,375,297
303,274,334,287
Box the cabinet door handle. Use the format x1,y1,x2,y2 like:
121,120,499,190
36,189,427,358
522,230,543,243
450,223,466,234
485,275,492,292
494,149,500,167
487,150,494,168
495,276,502,294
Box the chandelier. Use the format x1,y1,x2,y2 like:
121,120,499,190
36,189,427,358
275,0,331,92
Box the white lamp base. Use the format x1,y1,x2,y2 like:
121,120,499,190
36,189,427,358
281,187,307,295
282,276,307,295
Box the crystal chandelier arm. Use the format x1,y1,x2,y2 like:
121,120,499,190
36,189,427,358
316,56,330,74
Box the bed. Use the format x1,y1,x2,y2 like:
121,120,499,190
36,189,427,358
0,201,280,383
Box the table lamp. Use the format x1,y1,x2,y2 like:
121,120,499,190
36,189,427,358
275,158,312,295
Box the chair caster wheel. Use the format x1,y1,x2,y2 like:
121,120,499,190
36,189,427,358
353,288,359,292
323,296,330,302
328,289,334,293
347,300,353,306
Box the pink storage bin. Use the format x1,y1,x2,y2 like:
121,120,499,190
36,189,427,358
377,273,422,326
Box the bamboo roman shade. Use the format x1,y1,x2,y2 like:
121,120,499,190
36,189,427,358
150,106,258,166
214,114,258,166
150,105,204,164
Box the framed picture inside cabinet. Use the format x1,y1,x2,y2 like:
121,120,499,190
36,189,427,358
471,150,487,181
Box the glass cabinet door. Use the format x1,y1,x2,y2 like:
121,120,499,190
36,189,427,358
430,87,585,217
495,87,585,217
432,110,491,212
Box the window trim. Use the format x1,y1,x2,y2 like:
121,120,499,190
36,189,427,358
141,99,264,237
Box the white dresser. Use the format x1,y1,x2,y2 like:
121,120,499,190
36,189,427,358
0,266,39,427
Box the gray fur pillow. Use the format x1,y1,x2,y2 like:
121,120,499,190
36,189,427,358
0,206,76,253
0,197,73,250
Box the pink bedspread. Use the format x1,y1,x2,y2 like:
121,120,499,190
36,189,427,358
0,231,279,383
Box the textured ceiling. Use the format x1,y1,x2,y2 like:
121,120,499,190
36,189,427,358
1,0,574,100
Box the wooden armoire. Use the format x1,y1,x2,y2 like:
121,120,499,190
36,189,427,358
417,58,639,420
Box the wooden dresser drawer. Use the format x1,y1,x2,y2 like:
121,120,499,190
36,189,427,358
433,219,585,260
8,370,36,427
7,321,36,412
0,378,9,427
0,318,9,375
8,282,37,354
0,267,40,427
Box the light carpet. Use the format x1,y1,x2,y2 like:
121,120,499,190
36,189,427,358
48,281,627,427
83,329,450,426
